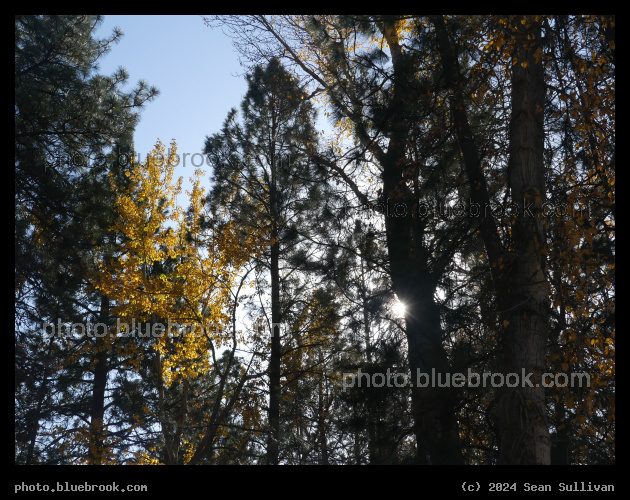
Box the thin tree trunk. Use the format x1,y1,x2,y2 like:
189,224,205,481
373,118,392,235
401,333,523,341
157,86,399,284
88,295,109,465
268,236,281,464
268,146,281,465
359,255,379,464
23,335,57,465
317,357,329,465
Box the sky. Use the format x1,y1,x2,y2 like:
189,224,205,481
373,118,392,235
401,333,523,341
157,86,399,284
94,15,249,190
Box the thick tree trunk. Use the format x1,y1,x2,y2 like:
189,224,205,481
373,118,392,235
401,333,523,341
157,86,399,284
381,145,462,464
405,288,463,465
499,15,550,465
379,18,463,464
432,15,551,464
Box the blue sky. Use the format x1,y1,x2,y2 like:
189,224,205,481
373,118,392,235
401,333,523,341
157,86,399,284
95,15,248,186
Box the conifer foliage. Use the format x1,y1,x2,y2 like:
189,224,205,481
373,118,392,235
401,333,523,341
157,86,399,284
16,15,614,465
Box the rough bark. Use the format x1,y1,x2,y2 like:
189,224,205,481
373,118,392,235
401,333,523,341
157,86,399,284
499,15,550,465
88,295,109,465
432,15,551,464
405,288,463,465
267,145,281,465
379,19,463,465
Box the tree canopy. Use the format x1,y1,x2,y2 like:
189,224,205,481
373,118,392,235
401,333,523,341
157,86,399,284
16,15,614,472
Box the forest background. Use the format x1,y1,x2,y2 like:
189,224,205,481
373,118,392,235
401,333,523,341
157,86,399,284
15,14,614,484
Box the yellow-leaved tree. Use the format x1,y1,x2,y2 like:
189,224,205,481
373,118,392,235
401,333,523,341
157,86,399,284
92,140,266,464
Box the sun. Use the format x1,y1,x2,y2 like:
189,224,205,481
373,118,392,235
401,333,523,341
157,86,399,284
392,299,406,318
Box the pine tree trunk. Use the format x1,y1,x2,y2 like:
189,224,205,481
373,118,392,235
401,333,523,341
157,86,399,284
499,16,550,465
268,236,281,464
381,117,462,465
379,19,463,464
88,295,109,465
433,15,551,464
360,258,379,464
268,153,281,465
405,287,463,465
317,362,329,465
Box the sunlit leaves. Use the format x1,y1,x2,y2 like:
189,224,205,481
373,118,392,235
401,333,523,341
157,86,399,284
92,139,263,385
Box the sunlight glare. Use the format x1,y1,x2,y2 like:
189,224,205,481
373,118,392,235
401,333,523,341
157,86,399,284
393,299,406,318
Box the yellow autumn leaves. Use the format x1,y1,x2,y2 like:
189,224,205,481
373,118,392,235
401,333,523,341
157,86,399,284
92,139,264,386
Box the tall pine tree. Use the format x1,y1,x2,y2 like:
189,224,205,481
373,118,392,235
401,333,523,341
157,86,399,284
204,58,330,464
